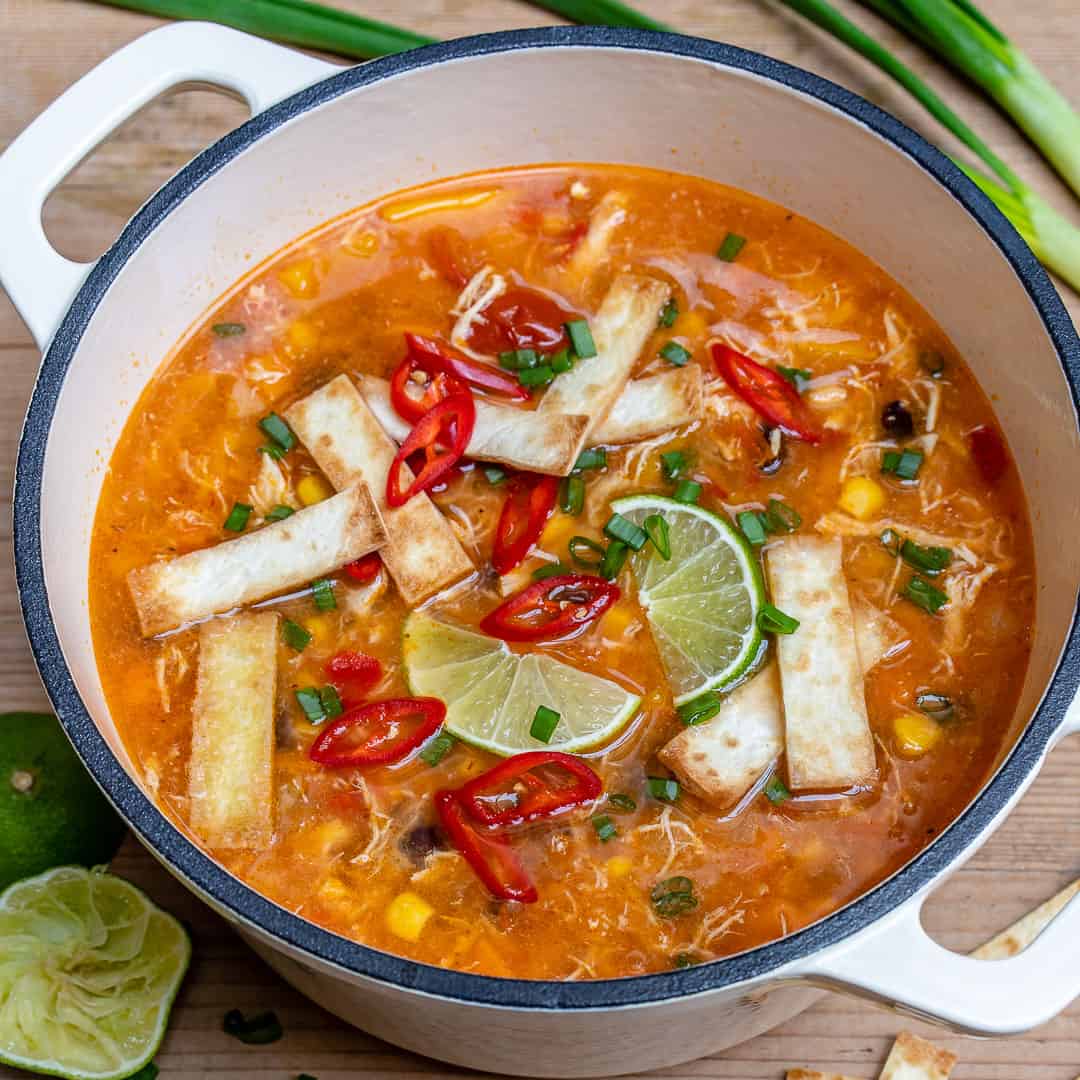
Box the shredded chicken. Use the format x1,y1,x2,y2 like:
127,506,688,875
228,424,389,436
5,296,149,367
450,266,506,356
247,452,292,518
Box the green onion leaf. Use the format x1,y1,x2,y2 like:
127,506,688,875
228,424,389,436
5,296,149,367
419,728,456,767
717,232,747,262
530,705,561,744
763,774,791,804
882,448,924,480
568,535,606,568
518,364,555,388
223,1008,283,1045
758,602,800,635
311,578,336,611
282,619,312,652
608,792,637,813
660,450,688,481
483,465,507,486
659,341,691,367
259,412,296,452
604,513,649,551
673,479,702,505
677,691,722,726
736,510,769,547
916,692,955,722
599,539,629,581
559,475,586,516
658,298,679,327
650,876,698,918
920,349,947,379
903,575,948,614
643,514,671,560
223,502,253,532
259,443,286,461
319,685,343,720
573,448,607,471
550,348,574,374
900,539,953,576
565,319,597,359
776,365,812,393
499,349,539,371
265,504,295,522
296,687,329,725
764,498,801,533
647,776,680,802
212,322,246,337
532,562,571,581
673,952,699,968
591,814,618,842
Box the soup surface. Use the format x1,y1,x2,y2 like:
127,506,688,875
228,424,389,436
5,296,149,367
90,165,1034,979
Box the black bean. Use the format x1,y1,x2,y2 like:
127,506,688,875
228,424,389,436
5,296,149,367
399,824,447,865
881,400,914,437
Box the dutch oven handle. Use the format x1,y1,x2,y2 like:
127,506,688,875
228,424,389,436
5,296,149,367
802,703,1080,1034
0,22,338,350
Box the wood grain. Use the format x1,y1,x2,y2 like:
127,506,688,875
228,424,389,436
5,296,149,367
2,0,1079,1076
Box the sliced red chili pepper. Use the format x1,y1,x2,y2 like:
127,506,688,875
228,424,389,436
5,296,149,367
405,333,530,401
458,751,603,829
390,355,467,423
466,285,577,355
491,473,559,576
386,392,475,508
343,553,381,583
480,573,620,643
968,424,1009,486
309,697,445,768
711,343,823,444
434,789,538,903
326,651,382,694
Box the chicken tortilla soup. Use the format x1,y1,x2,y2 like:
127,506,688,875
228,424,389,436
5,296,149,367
90,165,1034,979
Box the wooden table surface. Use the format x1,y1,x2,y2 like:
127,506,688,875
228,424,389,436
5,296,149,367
1,0,1079,1076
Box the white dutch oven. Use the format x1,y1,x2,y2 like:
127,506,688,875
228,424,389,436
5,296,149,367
1,23,1079,1078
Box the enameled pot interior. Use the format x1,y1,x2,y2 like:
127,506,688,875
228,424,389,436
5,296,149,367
23,32,1080,1004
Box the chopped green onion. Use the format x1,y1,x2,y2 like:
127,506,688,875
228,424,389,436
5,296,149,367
295,688,326,724
716,232,747,262
282,619,312,652
311,578,336,611
776,365,812,393
499,348,539,370
903,576,948,614
559,475,585,516
419,728,456,766
608,792,637,813
643,514,671,560
660,450,688,481
880,527,903,557
530,705,561,744
265,504,295,522
672,952,699,968
647,776,680,802
518,365,555,388
677,691,722,726
900,539,953,576
320,685,343,719
673,479,702,505
599,540,629,581
758,603,800,635
223,502,253,532
532,562,570,581
604,513,649,551
763,774,791,804
882,448,924,480
212,321,245,337
650,876,698,918
916,692,955,723
550,348,574,374
658,298,679,327
591,814,617,842
659,341,691,367
259,412,295,452
259,443,286,461
920,349,947,379
568,535,606,568
223,1008,283,1045
573,448,607,471
483,465,507,486
764,498,801,533
565,319,597,359
736,510,769,547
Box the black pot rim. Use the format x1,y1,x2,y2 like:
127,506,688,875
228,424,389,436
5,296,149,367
13,25,1080,1012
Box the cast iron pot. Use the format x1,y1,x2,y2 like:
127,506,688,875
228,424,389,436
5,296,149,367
1,23,1079,1078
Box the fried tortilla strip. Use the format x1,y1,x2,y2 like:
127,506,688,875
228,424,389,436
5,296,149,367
189,611,277,848
879,1032,956,1080
852,598,908,671
285,375,473,606
591,363,703,445
658,663,783,809
357,374,588,477
766,536,876,790
971,878,1080,960
540,272,672,449
129,484,386,636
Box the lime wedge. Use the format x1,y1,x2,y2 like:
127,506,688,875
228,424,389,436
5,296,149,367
611,494,764,704
403,613,640,756
0,865,191,1079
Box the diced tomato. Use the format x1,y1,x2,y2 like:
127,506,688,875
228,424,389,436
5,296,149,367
465,285,577,355
326,651,382,695
426,226,475,289
480,573,620,643
386,393,475,508
310,697,445,768
968,424,1009,486
343,553,381,583
491,474,559,576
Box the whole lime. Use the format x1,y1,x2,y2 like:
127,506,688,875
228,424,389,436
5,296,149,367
0,712,126,889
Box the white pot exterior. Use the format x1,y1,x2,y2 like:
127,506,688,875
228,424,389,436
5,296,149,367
2,24,1080,1077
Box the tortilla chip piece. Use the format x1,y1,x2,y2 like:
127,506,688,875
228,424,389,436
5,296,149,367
540,272,672,449
852,598,908,671
189,612,277,848
971,877,1080,960
357,374,588,477
766,536,876,790
879,1032,956,1080
786,1072,861,1080
591,363,704,445
285,375,473,606
658,663,783,809
128,483,386,636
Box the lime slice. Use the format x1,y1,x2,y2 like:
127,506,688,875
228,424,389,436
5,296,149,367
611,494,764,704
403,613,640,755
0,865,191,1079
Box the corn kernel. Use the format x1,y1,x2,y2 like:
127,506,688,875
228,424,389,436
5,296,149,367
303,613,335,648
342,227,380,257
297,474,335,506
606,855,633,879
602,603,637,636
838,476,886,521
540,513,580,552
287,320,318,351
675,309,709,339
278,258,319,299
893,713,943,759
386,890,435,942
